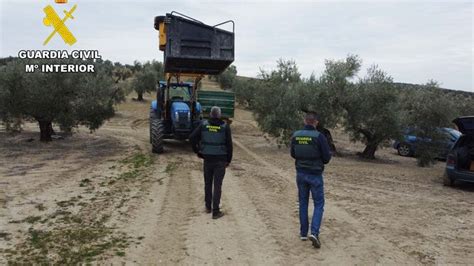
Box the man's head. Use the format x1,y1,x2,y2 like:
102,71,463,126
210,106,222,119
304,112,319,127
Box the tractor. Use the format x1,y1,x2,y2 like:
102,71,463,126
150,12,235,153
149,79,202,153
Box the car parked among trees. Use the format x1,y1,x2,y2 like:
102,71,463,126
393,127,461,159
444,116,474,186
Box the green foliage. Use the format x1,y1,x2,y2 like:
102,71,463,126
454,93,474,116
217,65,237,90
112,65,133,83
320,55,361,97
261,59,302,83
0,112,23,133
232,77,258,107
6,224,129,264
401,81,458,166
132,68,156,101
115,152,153,181
5,204,130,264
343,66,401,158
0,61,28,128
149,60,164,76
296,82,339,129
120,152,153,168
132,60,143,73
229,55,473,162
0,58,122,141
131,60,164,101
304,55,362,129
233,57,362,147
249,60,303,145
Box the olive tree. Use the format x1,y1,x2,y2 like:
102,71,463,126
305,55,362,129
343,66,401,159
401,81,458,166
232,77,257,107
0,59,123,141
217,65,237,90
112,66,132,84
249,59,303,146
131,61,163,101
320,55,362,110
455,93,474,116
234,57,361,149
300,55,363,153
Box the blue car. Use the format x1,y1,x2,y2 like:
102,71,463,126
444,116,474,186
393,127,461,159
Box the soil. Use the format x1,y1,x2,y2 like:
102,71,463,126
1,93,473,264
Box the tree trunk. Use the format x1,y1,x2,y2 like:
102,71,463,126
360,141,378,159
38,120,53,142
137,92,144,101
49,123,56,135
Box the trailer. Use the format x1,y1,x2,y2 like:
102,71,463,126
197,90,235,119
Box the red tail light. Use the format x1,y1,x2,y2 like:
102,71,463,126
447,155,455,166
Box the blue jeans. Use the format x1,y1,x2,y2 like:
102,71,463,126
296,172,324,237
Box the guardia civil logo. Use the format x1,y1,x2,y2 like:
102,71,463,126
43,0,77,46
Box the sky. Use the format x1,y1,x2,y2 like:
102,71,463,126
1,0,473,91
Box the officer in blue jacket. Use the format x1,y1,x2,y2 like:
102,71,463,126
190,106,233,220
291,111,331,248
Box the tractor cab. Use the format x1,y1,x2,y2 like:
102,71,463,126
151,81,202,143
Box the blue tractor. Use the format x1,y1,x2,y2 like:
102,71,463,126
149,80,202,153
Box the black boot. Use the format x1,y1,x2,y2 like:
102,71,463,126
212,210,224,219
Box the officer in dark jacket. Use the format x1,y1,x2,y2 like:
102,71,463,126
190,106,233,219
290,111,331,248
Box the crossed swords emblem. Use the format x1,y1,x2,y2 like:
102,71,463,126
43,4,77,46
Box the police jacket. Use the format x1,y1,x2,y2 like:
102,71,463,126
290,125,331,175
190,118,233,163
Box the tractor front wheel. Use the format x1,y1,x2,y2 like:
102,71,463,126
150,116,164,153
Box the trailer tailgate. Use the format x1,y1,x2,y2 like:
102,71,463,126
197,90,235,119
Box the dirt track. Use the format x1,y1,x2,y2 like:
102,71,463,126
1,95,473,264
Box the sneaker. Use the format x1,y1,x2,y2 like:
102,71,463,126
309,234,321,248
300,236,308,241
212,211,224,219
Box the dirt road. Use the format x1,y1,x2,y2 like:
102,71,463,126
1,96,473,264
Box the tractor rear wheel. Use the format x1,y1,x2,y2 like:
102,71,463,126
149,109,157,143
150,115,164,153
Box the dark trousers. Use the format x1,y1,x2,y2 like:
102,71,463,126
203,160,226,213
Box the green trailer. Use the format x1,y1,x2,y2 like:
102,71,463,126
197,90,235,119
